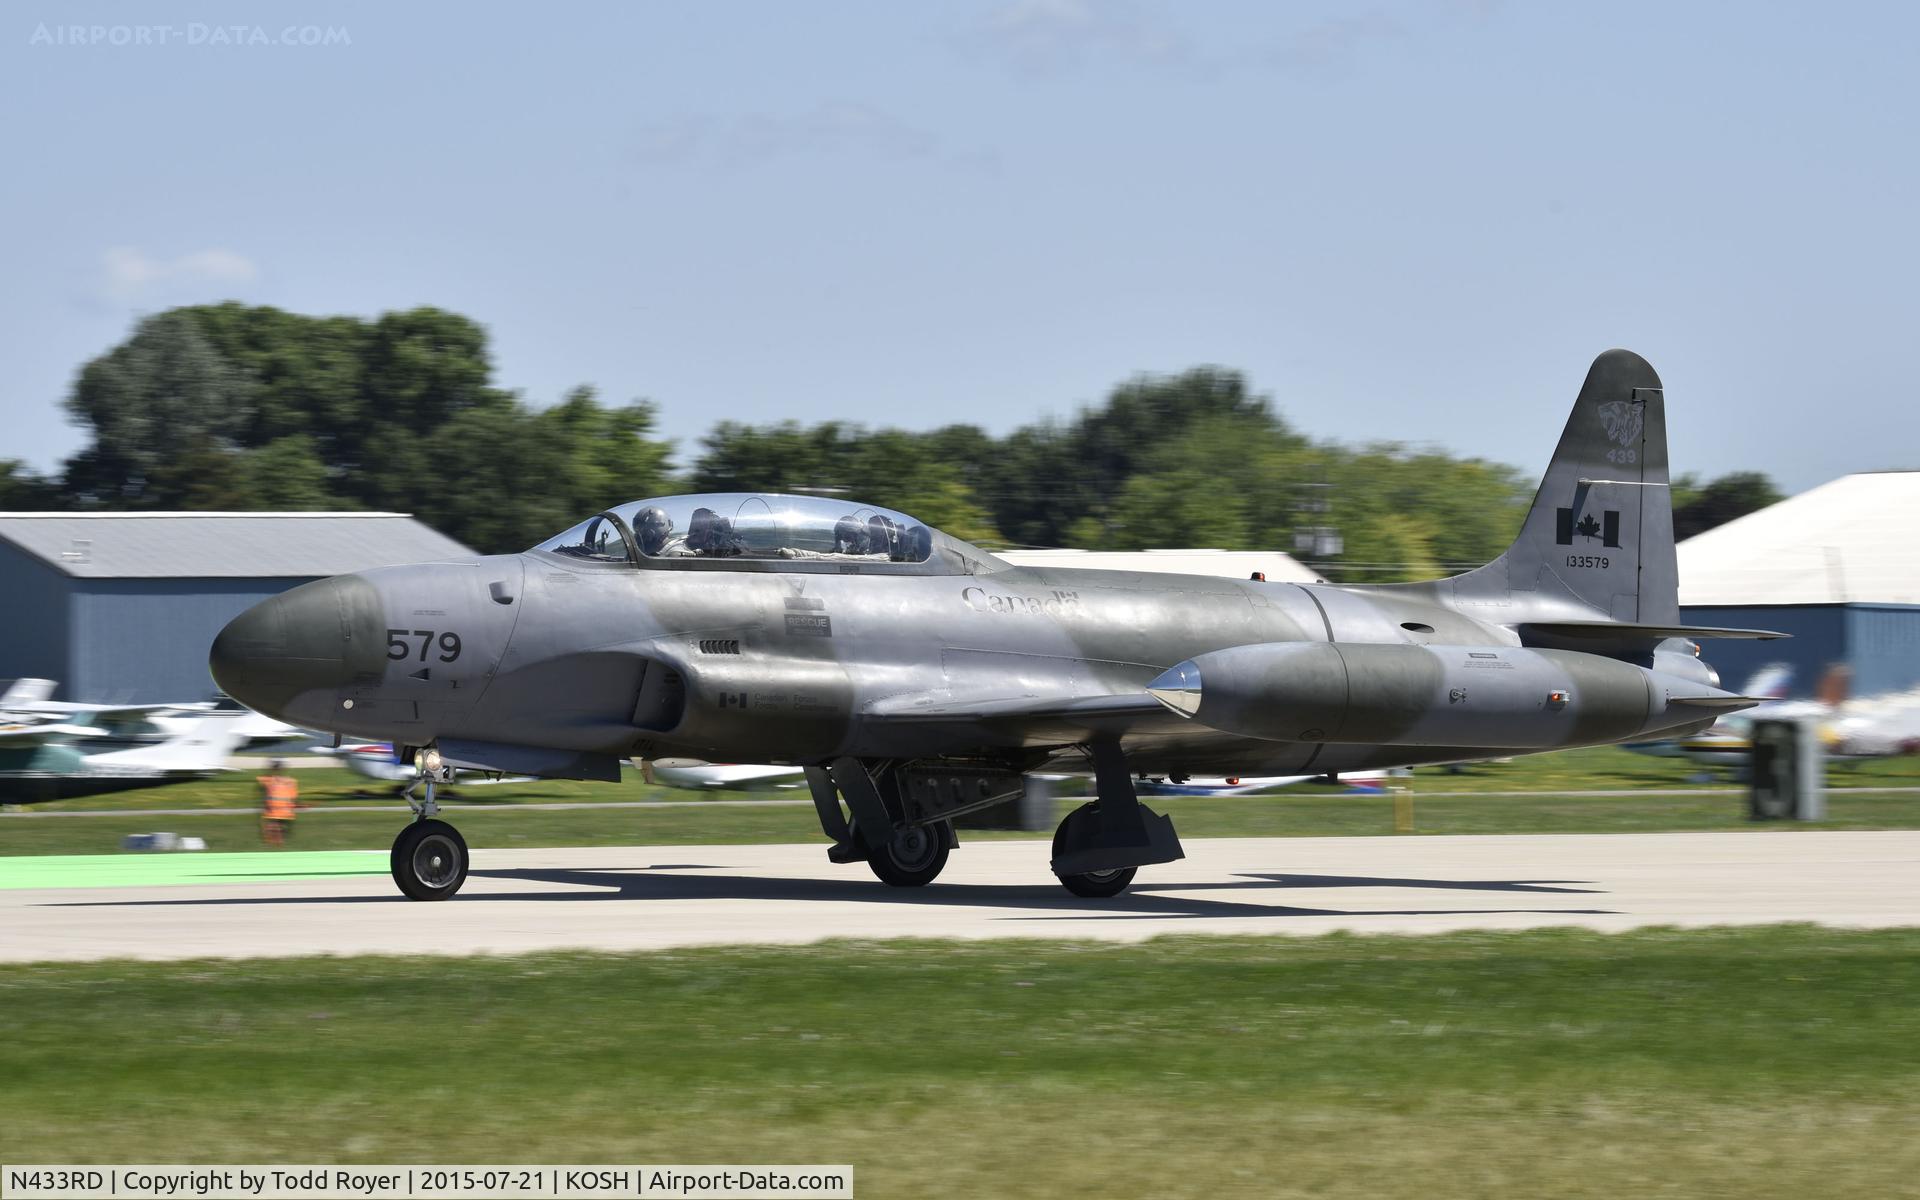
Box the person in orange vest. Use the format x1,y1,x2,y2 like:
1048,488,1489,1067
259,761,300,847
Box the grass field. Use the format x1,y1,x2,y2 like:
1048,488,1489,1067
7,785,1920,858
16,746,1920,813
4,747,1919,856
2,927,1917,1198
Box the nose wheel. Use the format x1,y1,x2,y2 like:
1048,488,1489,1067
391,819,469,901
392,749,468,901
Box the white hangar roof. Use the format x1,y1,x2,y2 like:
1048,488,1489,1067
0,512,472,580
1678,472,1920,607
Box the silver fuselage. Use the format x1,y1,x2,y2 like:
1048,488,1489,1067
212,546,1720,779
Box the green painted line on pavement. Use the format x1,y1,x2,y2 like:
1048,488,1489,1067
0,850,388,889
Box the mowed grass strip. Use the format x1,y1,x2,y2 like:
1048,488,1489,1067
2,927,1917,1198
5,747,1917,857
6,785,1920,858
16,746,1920,814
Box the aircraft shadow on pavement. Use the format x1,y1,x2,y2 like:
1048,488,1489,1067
49,867,1617,922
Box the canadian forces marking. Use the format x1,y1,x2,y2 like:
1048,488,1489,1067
961,586,1083,617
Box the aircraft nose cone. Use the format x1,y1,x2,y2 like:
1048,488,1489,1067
210,574,384,721
1147,660,1203,717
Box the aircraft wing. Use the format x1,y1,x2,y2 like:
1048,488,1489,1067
20,701,191,717
0,722,108,746
870,694,1165,723
1516,621,1787,654
83,712,247,773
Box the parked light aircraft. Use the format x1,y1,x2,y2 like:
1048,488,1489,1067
0,679,303,751
1134,771,1389,797
640,760,810,791
0,713,247,804
211,350,1778,900
1628,665,1920,769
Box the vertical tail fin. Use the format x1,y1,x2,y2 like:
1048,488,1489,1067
1446,349,1677,624
91,713,247,773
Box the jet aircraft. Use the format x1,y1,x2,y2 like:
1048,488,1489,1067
210,350,1778,901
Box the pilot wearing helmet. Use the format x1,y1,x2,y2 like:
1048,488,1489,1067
902,523,932,562
686,508,744,557
833,514,870,555
778,512,889,560
866,515,900,560
635,506,692,557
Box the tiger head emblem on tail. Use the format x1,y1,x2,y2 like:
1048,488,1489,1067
1598,399,1644,448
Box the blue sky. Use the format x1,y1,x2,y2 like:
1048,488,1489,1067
2,1,1914,492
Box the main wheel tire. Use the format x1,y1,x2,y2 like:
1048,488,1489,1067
1056,866,1137,898
866,823,949,887
1051,803,1137,898
391,819,469,901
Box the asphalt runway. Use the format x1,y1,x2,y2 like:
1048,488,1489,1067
2,830,1916,962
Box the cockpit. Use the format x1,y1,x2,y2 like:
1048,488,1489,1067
533,493,985,574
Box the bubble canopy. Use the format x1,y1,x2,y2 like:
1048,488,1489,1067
533,493,949,569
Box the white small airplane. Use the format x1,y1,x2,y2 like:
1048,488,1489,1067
1,678,307,752
0,678,57,709
1826,688,1920,759
638,759,810,792
1135,771,1391,797
0,712,248,804
1628,664,1920,769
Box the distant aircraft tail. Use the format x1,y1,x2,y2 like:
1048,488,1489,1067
91,713,247,774
1434,349,1677,625
1743,663,1795,701
0,678,57,708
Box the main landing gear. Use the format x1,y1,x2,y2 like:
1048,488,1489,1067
806,759,956,888
803,744,1183,899
1047,740,1184,898
392,749,470,901
865,823,950,888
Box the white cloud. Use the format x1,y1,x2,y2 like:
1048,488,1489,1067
631,103,946,170
101,246,259,303
1270,11,1406,74
961,0,1191,76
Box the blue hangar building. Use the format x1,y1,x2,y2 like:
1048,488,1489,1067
1679,471,1920,700
0,512,469,703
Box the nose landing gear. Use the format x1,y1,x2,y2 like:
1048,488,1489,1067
392,749,469,901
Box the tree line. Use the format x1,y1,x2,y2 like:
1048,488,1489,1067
0,303,1781,580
